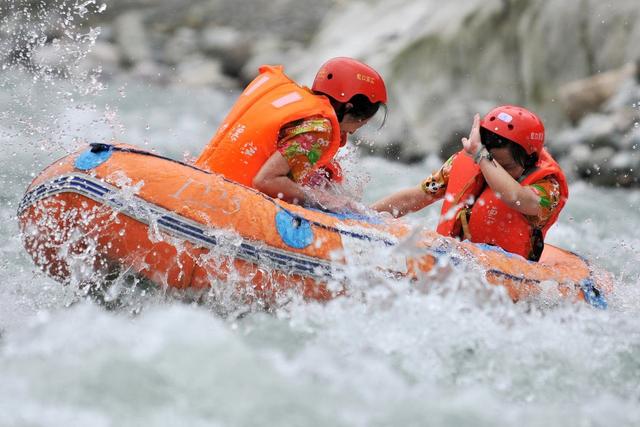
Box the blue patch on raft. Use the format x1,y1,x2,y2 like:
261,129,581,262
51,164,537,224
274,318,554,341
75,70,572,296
580,278,608,309
275,209,314,249
75,146,113,170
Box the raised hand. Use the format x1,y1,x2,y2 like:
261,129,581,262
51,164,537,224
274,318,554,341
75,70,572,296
461,113,482,156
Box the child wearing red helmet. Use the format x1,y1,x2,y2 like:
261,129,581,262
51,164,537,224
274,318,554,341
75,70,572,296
372,105,568,261
196,57,387,207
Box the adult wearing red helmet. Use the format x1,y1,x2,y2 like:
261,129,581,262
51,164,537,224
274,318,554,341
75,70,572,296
196,57,387,206
372,105,568,261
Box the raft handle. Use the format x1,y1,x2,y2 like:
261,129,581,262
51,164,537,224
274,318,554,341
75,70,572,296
90,143,113,153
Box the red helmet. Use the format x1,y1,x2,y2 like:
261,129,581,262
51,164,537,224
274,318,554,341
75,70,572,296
312,57,387,104
480,105,545,155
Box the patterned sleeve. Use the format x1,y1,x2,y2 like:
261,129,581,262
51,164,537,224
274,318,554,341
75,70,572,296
525,177,562,227
419,153,456,200
276,116,333,183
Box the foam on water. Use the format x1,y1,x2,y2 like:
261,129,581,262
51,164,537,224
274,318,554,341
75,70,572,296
1,274,639,426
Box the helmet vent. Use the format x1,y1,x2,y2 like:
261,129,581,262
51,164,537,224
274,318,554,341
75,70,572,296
489,116,496,121
507,124,514,130
327,73,333,80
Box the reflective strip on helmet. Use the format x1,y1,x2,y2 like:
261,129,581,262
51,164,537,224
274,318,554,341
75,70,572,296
271,92,303,108
497,112,513,123
244,75,270,96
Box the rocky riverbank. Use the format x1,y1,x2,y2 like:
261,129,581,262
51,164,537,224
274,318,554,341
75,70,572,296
2,0,640,186
555,62,640,186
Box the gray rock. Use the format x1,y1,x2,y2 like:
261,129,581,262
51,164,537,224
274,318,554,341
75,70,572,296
610,150,637,170
591,146,616,168
603,78,640,112
240,37,303,84
614,108,639,131
129,60,166,83
163,28,199,65
172,55,237,88
114,11,152,67
357,117,423,163
200,26,252,77
557,63,635,124
609,150,640,186
550,127,585,157
614,126,640,153
609,151,633,171
568,144,593,170
583,146,616,185
610,114,640,150
97,24,115,43
576,113,619,148
132,0,335,44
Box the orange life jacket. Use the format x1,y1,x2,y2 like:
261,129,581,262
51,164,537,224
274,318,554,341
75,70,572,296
195,65,342,187
436,149,569,260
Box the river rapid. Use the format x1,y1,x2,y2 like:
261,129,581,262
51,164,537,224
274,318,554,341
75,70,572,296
0,70,639,427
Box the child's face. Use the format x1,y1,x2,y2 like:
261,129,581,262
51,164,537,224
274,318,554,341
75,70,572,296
489,147,525,180
339,114,371,135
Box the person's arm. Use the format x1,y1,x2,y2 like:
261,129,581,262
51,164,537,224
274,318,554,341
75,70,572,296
254,117,333,204
372,154,453,218
477,155,541,215
464,114,541,216
370,186,436,217
253,151,307,203
253,152,362,211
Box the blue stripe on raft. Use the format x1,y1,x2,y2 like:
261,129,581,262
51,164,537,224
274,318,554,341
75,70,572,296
156,218,218,246
70,176,109,194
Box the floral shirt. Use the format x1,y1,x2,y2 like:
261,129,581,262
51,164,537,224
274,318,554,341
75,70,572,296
276,116,335,183
420,153,562,228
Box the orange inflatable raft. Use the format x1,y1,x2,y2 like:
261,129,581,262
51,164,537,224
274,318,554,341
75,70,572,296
18,143,611,308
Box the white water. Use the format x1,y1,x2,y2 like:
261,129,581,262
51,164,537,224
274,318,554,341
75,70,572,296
1,5,640,425
1,74,639,427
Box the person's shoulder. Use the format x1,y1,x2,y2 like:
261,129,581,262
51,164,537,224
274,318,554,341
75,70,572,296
281,116,332,136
